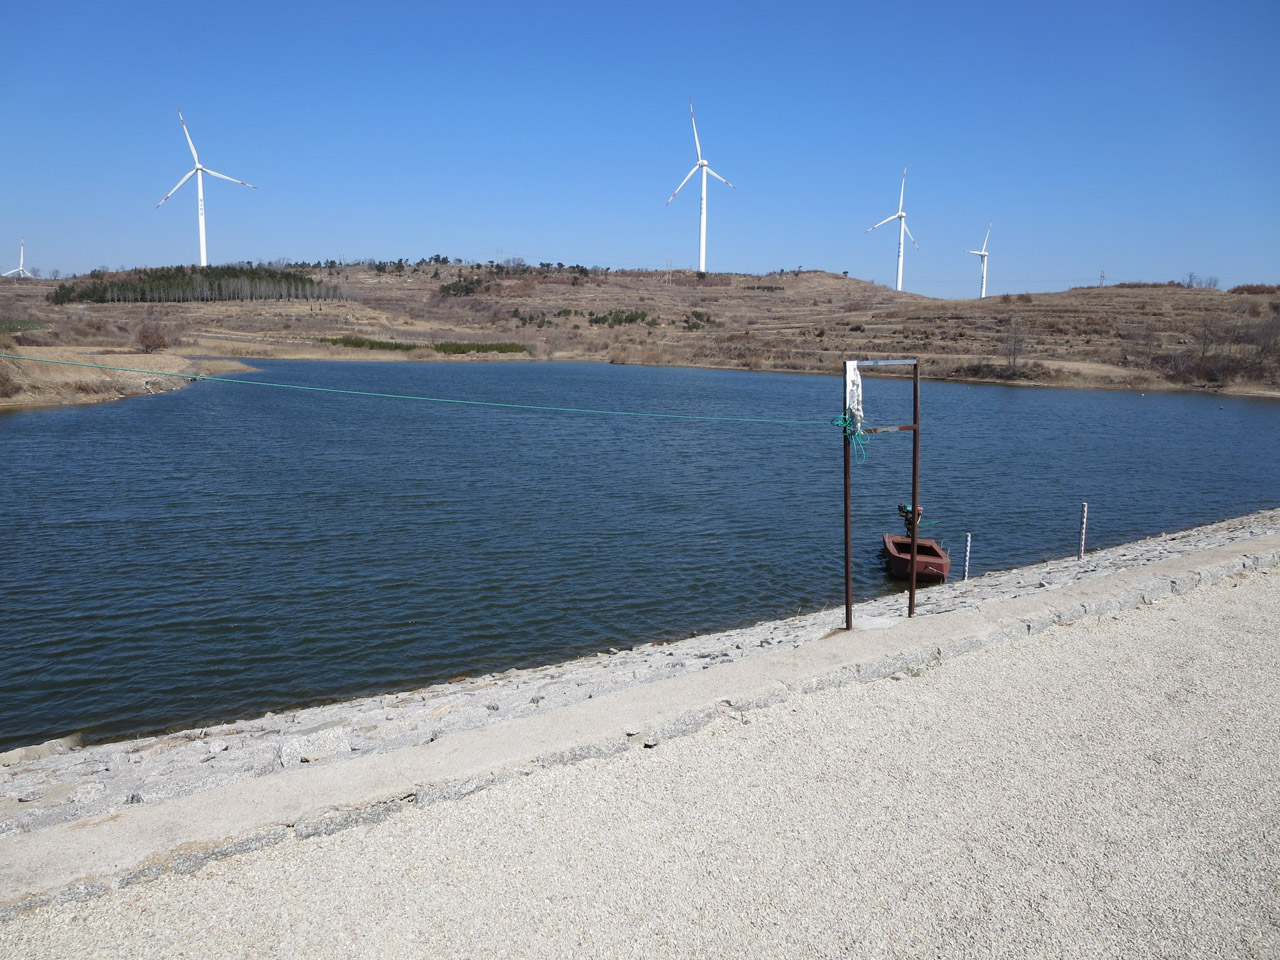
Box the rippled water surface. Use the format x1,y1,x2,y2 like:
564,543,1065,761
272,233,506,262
2,361,1277,750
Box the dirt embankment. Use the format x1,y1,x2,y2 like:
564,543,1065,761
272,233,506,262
0,348,250,410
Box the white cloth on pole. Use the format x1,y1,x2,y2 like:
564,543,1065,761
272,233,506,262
844,360,863,431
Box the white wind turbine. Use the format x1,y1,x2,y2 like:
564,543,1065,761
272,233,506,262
665,100,735,273
964,223,992,298
2,237,34,278
156,109,257,267
866,164,918,292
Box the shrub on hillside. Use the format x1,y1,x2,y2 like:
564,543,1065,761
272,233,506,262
1152,351,1260,385
438,276,485,297
136,322,167,353
950,359,1051,383
15,328,57,346
587,309,648,328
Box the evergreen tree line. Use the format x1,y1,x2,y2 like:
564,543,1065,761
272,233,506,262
46,265,345,305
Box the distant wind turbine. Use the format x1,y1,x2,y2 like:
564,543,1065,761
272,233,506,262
866,164,918,292
665,99,735,273
156,109,257,267
2,238,34,278
964,224,992,298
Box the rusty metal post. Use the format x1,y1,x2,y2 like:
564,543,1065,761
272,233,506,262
844,427,853,630
908,361,920,617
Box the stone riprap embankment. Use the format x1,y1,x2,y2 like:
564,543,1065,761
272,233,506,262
1,508,1277,917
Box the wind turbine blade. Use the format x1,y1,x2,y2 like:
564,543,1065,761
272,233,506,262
666,165,699,205
177,108,199,164
705,166,735,189
156,168,197,207
689,100,702,161
898,163,908,213
903,221,919,250
982,223,991,253
202,168,259,189
866,214,897,233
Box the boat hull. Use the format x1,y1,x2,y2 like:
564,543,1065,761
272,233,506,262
881,533,951,583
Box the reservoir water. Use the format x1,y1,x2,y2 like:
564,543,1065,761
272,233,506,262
2,360,1277,752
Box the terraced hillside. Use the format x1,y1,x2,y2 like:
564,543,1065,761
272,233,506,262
3,264,1277,402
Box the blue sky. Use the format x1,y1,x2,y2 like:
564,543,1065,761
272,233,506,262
2,0,1276,299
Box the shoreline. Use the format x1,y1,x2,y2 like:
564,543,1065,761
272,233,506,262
0,348,253,410
7,553,1276,955
3,346,1278,412
2,507,1277,914
6,506,1277,767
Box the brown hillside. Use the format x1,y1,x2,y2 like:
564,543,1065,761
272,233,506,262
2,265,1278,407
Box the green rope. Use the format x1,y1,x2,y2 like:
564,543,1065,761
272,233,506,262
0,354,830,428
830,409,871,463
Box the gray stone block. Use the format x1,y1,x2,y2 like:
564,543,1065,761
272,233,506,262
1026,611,1057,635
0,736,79,768
1083,596,1120,616
937,634,984,659
170,828,287,874
642,707,717,747
169,852,209,875
1056,603,1089,624
0,894,51,925
1116,587,1146,610
867,644,935,680
280,727,352,767
1141,579,1173,604
718,684,789,714
54,880,109,904
117,863,166,888
416,772,520,807
989,623,1024,646
800,665,858,691
536,740,631,768
295,803,401,840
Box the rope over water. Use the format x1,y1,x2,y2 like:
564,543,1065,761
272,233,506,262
0,354,833,428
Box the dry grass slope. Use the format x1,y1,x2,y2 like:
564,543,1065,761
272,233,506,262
3,265,1278,404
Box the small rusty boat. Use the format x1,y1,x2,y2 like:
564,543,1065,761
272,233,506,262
881,502,951,583
881,533,951,582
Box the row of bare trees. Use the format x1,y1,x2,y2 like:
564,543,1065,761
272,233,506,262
46,265,345,305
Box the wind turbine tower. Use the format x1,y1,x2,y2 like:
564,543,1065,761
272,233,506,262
964,224,992,298
866,164,918,292
2,238,34,278
666,100,735,273
156,109,258,267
